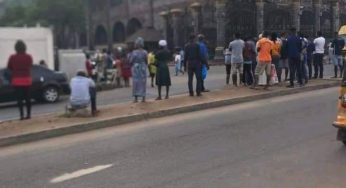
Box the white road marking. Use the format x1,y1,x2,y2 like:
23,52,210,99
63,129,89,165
50,164,113,184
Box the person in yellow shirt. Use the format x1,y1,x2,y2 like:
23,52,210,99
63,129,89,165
147,50,156,88
270,32,281,82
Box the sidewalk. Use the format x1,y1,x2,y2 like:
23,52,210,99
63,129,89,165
0,79,340,147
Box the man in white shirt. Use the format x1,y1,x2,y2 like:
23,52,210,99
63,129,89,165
229,33,245,86
313,31,326,79
70,70,98,116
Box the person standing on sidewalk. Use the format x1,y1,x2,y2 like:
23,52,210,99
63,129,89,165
270,32,281,82
155,40,171,100
197,34,210,92
251,31,273,90
129,37,148,103
7,40,33,120
286,28,303,88
85,54,94,79
224,48,232,85
243,37,256,86
229,33,245,86
147,49,156,87
331,32,345,78
300,33,309,84
313,31,326,79
184,34,203,97
306,36,315,80
279,32,289,82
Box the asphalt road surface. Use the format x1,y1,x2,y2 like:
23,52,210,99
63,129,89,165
0,87,344,188
0,65,336,121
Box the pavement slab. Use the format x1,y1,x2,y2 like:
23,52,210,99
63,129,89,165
0,79,340,147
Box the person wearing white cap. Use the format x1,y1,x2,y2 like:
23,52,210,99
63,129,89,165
155,40,171,100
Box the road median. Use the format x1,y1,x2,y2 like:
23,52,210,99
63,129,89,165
0,79,340,147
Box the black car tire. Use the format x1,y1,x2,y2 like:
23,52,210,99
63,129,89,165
42,86,60,103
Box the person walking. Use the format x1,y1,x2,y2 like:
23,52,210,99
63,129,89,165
279,32,289,82
286,28,303,88
114,54,123,87
129,37,148,103
306,36,315,80
7,40,33,120
155,40,172,100
147,49,156,87
229,33,245,86
224,48,232,85
270,32,281,82
121,52,131,87
197,34,210,92
313,31,326,79
184,34,203,97
251,31,273,90
331,32,345,78
174,48,184,76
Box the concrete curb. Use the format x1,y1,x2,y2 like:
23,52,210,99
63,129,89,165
0,81,340,147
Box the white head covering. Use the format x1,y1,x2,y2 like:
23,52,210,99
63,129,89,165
135,37,144,48
159,40,167,47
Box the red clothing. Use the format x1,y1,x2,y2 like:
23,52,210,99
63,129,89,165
85,60,93,76
121,58,132,79
7,53,33,86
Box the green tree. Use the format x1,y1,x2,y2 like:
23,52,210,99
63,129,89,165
0,0,86,48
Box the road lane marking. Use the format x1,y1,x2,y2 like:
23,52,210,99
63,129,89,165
50,164,113,183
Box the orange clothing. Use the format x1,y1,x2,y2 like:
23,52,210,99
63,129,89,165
271,41,281,57
257,38,273,62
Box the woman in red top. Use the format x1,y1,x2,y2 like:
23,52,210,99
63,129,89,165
7,40,33,120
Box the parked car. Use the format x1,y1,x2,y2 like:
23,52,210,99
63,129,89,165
0,65,70,103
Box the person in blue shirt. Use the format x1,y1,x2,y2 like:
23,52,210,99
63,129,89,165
331,32,345,78
197,34,210,92
286,28,303,88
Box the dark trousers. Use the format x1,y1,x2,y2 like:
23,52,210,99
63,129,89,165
289,57,303,86
243,64,253,85
307,57,313,79
313,53,324,78
188,65,202,95
90,87,97,112
14,86,31,119
226,64,232,75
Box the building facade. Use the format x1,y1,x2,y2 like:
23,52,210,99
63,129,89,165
89,0,346,51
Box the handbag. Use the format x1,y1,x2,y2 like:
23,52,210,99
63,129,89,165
201,64,208,80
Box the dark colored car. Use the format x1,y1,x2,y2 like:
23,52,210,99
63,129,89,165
0,65,70,103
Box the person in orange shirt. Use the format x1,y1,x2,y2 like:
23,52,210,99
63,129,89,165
270,32,281,82
252,31,273,90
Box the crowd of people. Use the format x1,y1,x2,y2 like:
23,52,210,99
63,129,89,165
6,27,344,120
226,28,344,90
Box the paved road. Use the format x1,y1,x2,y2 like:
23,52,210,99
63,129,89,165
0,64,336,121
0,87,344,188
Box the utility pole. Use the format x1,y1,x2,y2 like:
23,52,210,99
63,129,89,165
85,0,93,50
106,0,112,51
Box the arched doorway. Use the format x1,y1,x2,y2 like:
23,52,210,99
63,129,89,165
127,18,142,36
113,22,126,43
225,0,256,42
95,25,108,45
321,12,332,37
